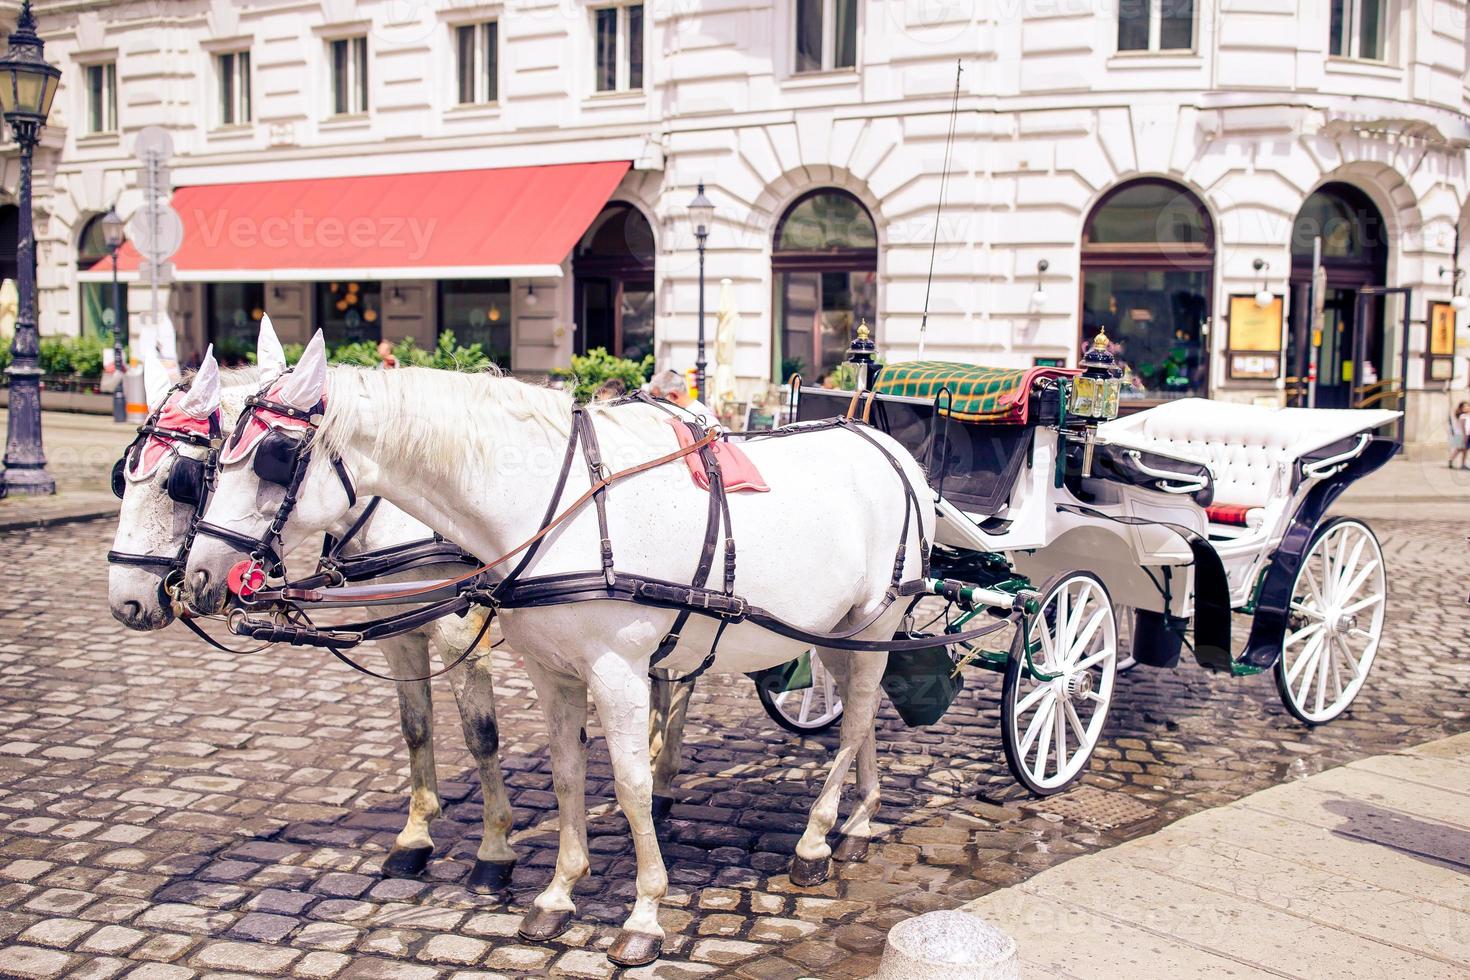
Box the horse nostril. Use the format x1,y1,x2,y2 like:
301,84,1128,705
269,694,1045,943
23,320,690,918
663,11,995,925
123,600,142,624
190,569,212,597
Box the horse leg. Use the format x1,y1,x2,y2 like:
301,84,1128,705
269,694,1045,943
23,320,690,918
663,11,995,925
436,614,517,892
378,635,440,878
517,657,590,943
587,652,668,967
813,651,881,863
791,648,886,886
648,669,695,820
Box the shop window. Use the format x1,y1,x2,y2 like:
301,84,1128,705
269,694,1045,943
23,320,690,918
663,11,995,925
84,62,117,134
206,283,266,365
772,189,877,382
574,203,655,362
1329,0,1388,61
77,214,126,342
439,279,511,367
329,36,368,115
455,21,498,105
316,281,382,345
794,0,857,73
1080,179,1214,402
217,50,252,125
593,4,643,93
1117,0,1195,52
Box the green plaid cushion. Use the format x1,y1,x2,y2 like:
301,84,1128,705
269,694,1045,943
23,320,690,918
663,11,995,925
873,361,1034,422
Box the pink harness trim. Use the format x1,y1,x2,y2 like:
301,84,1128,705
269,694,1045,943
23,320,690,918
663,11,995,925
666,419,770,493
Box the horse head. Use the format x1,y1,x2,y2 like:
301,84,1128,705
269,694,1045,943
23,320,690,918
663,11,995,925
184,330,356,614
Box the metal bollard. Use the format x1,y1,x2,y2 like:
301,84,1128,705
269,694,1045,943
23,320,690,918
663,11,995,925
875,909,1019,980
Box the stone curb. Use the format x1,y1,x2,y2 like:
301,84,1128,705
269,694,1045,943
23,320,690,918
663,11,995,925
0,505,117,532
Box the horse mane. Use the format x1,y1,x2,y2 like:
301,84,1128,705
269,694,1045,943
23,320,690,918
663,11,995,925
317,366,671,484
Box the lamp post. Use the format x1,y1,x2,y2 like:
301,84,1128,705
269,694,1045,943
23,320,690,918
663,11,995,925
687,182,714,400
102,206,125,422
0,0,59,497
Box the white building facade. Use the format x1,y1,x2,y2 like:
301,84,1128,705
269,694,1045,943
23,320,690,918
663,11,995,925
13,0,1470,440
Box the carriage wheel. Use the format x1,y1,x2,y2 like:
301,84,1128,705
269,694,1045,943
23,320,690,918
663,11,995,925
1001,572,1117,796
1274,518,1385,725
756,651,844,735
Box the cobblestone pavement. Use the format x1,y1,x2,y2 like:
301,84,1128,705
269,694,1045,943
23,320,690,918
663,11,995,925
0,515,1466,980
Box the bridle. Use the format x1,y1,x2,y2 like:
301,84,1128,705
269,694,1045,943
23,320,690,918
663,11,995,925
193,381,357,591
105,385,222,591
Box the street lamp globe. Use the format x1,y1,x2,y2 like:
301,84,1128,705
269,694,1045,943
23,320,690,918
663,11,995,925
0,2,60,132
102,206,126,251
687,183,714,239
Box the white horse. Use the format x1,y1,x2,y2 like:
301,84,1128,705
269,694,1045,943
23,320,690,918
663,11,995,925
107,324,517,888
184,331,932,966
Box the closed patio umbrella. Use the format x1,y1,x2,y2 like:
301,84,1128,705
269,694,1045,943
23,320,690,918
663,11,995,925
712,277,739,417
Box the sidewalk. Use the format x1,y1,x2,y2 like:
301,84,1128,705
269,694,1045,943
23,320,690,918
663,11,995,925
959,732,1470,979
0,409,131,529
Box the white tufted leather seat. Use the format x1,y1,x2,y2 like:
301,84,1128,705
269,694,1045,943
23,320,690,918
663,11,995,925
1101,399,1397,530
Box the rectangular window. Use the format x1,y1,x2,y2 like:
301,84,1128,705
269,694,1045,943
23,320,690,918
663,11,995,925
794,0,858,74
85,63,117,134
80,282,127,342
329,36,368,115
316,281,382,346
439,279,512,367
1117,0,1194,52
774,270,875,380
455,21,499,104
593,4,644,93
1080,268,1210,400
217,50,252,125
206,283,266,362
1329,0,1387,60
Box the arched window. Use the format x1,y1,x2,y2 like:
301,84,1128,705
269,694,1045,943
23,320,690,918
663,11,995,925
1285,183,1390,410
772,189,876,382
1080,179,1214,402
76,212,126,342
573,202,655,363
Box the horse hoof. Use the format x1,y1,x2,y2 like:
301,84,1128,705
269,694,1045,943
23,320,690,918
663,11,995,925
651,795,675,820
789,853,831,887
381,845,432,878
608,929,663,967
833,835,870,863
466,858,516,893
518,906,574,942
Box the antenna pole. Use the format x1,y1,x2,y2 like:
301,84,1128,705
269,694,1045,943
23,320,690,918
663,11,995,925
917,59,963,361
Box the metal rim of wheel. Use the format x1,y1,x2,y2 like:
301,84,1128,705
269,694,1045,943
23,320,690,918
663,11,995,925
1274,518,1385,725
1001,571,1118,796
757,651,844,734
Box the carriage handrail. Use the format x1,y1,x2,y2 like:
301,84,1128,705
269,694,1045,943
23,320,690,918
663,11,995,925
927,385,953,498
1300,433,1371,479
1123,449,1209,494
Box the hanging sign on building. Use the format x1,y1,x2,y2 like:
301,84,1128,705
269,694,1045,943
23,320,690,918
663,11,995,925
1226,294,1283,380
1428,301,1456,381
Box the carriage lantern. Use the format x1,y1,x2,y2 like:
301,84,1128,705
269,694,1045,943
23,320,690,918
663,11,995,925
1067,327,1123,422
847,318,879,391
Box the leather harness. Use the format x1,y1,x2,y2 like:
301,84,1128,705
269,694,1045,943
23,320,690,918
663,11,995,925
224,385,1016,682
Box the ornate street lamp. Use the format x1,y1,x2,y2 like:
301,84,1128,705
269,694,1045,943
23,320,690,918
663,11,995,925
0,0,60,497
102,206,126,422
687,182,714,400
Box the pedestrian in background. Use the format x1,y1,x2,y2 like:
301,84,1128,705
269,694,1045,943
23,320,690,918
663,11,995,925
594,377,626,401
1450,401,1469,470
649,369,721,430
377,339,398,369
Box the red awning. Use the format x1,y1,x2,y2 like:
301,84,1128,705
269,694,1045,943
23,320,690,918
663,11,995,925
89,161,630,281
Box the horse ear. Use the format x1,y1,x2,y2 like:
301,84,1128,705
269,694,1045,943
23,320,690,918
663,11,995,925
143,350,172,412
178,345,220,419
277,330,327,410
256,314,287,380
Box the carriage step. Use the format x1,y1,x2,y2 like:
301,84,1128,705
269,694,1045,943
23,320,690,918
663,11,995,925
1191,644,1265,676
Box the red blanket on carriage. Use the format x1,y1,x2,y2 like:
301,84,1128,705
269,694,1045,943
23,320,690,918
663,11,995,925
667,419,770,493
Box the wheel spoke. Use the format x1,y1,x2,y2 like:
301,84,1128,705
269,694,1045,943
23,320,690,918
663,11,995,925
1053,703,1068,773
1286,634,1324,690
1313,633,1332,714
1284,621,1324,647
1015,681,1051,716
1054,588,1070,658
1334,533,1367,600
798,686,813,724
1063,583,1092,653
1032,700,1055,780
1035,616,1056,666
1339,591,1384,617
1302,563,1328,609
1068,607,1109,666
1329,529,1349,600
1063,698,1089,748
1289,601,1326,620
1018,692,1056,756
1328,639,1346,701
1073,647,1113,674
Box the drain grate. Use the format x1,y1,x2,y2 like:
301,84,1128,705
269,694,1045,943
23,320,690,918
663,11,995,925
1026,787,1159,830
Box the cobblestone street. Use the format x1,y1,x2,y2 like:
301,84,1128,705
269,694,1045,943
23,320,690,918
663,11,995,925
0,513,1466,980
